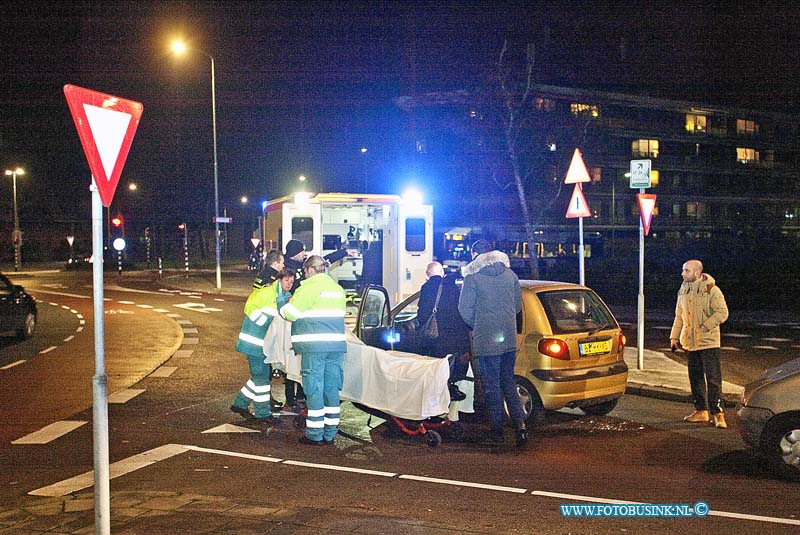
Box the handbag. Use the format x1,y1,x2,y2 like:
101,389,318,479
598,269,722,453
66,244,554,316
420,280,443,339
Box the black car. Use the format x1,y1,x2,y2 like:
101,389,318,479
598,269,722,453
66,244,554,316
0,272,37,339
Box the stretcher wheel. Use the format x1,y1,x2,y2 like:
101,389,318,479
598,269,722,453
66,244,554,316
424,430,442,448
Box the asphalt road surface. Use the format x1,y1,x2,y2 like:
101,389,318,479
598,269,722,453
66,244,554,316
0,270,797,534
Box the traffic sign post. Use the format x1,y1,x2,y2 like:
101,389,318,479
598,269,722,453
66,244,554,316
564,149,592,286
64,85,142,535
630,160,655,371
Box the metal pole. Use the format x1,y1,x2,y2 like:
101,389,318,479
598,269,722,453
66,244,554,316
210,55,222,290
12,171,21,271
637,187,645,370
90,185,110,535
578,209,585,286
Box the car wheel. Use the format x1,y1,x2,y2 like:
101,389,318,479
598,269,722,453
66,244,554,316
16,312,36,340
762,415,800,480
512,377,545,426
581,398,620,416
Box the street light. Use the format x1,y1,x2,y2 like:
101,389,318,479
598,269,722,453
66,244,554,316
171,39,222,290
4,167,24,271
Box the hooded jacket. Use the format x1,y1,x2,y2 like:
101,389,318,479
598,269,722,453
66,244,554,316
458,250,521,357
669,273,729,351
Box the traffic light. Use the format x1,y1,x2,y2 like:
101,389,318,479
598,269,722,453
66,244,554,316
178,223,185,230
112,216,123,228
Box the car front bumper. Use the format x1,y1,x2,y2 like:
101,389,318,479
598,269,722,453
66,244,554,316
735,403,773,449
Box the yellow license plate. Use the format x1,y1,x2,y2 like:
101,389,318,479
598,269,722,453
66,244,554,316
579,339,611,356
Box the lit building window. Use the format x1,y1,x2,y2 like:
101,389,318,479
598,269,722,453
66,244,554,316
534,97,556,112
650,169,659,186
737,147,759,164
570,103,600,117
632,139,659,158
685,114,707,133
591,167,602,183
736,119,759,135
416,140,427,154
672,204,681,217
686,201,707,218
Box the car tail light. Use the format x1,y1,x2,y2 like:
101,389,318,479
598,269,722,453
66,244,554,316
618,332,626,351
538,338,569,360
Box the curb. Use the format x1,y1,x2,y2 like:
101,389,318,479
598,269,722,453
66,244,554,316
626,382,740,408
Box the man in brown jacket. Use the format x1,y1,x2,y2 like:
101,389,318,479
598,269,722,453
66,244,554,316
669,260,729,428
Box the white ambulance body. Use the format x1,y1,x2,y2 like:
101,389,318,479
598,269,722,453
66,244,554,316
263,192,433,306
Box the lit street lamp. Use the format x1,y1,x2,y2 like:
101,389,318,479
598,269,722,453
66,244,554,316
4,167,25,271
171,39,222,290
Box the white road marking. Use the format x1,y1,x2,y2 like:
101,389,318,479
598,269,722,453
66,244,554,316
63,335,75,342
720,346,740,351
28,444,189,497
1,360,26,370
76,327,83,333
149,366,178,378
118,301,135,305
69,309,78,314
31,290,90,300
39,346,58,354
214,298,225,302
12,421,87,445
108,389,146,403
399,474,526,493
76,314,83,319
61,305,71,310
752,345,778,350
201,424,260,434
49,302,59,306
173,350,194,358
176,319,192,325
761,337,790,342
79,319,86,324
182,338,200,345
755,323,779,327
182,328,199,334
153,308,170,313
166,313,181,318
136,304,154,309
28,443,800,526
723,333,751,338
652,326,672,330
159,289,181,293
173,303,223,314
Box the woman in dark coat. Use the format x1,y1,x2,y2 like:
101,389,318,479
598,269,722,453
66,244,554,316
417,262,471,384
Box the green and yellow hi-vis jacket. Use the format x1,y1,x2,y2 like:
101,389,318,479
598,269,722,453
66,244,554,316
235,280,280,356
278,273,347,354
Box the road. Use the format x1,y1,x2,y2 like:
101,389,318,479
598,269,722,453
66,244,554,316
0,269,798,534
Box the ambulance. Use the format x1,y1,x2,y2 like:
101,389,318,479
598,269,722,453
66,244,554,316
262,192,433,306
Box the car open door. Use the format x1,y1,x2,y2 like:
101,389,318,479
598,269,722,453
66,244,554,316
355,285,393,350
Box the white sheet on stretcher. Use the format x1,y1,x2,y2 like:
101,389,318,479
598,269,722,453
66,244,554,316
264,318,451,420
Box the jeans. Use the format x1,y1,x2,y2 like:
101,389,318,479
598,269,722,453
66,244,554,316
301,351,344,441
687,348,723,414
476,350,525,432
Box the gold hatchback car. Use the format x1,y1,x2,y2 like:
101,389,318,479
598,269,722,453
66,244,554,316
356,280,628,423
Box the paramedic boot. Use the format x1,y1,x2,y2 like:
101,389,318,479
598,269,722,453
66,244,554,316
515,425,529,448
713,412,728,429
683,410,710,423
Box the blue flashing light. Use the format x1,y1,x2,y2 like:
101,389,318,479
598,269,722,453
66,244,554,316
402,188,423,206
385,331,400,345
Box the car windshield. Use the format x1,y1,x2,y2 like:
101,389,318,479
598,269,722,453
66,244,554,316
538,289,617,334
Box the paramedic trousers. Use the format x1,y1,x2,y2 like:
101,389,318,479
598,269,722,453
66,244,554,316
687,348,724,414
476,350,526,433
232,354,272,419
301,351,344,442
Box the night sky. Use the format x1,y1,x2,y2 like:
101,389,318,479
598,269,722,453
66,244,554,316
1,0,798,229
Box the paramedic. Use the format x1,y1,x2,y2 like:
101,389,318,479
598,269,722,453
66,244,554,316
230,249,284,421
278,255,347,445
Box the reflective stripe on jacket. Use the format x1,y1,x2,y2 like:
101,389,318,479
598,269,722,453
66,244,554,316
278,273,346,354
235,280,280,356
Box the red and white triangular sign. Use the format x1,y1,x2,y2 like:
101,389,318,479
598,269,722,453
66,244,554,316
566,184,591,218
564,148,591,184
250,238,261,249
637,193,657,236
64,85,143,207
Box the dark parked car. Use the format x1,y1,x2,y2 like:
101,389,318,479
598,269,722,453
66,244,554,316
0,272,37,339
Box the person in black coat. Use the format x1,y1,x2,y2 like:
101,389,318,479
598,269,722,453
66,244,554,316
417,262,471,396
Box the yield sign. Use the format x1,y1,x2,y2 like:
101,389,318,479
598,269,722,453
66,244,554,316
250,238,261,249
64,84,143,207
564,148,591,184
637,193,657,236
565,184,591,218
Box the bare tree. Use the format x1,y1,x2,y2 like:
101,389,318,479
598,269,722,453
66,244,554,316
498,40,541,279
